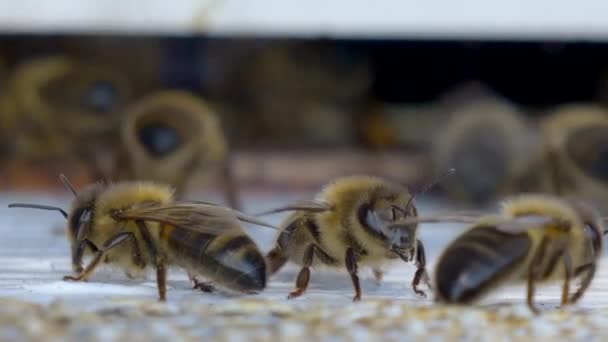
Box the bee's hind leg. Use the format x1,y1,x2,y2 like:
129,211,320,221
570,263,596,303
561,250,573,306
188,272,215,293
266,246,289,275
527,236,549,314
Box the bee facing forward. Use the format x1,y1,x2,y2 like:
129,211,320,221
262,174,449,301
409,195,605,313
9,176,271,300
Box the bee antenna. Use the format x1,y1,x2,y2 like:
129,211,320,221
8,203,68,219
59,174,78,197
405,168,456,210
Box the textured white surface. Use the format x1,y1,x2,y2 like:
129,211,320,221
0,0,608,40
0,191,607,311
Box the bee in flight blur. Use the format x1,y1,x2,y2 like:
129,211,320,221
402,194,606,313
261,170,454,301
9,175,275,300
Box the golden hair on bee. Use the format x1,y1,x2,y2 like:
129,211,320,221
9,175,272,301
262,169,454,301
401,194,604,313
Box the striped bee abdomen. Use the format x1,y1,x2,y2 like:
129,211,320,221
163,227,266,293
435,226,531,303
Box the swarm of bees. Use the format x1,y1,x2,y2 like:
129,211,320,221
2,55,608,314
8,165,606,315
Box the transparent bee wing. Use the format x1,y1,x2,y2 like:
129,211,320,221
180,201,279,230
112,202,280,234
254,199,333,216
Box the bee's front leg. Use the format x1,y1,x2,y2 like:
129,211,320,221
412,239,431,298
70,239,99,275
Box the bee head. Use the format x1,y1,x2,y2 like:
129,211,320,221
360,197,419,254
7,175,107,273
67,184,101,243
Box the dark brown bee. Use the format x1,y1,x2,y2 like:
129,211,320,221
433,96,539,203
262,171,453,301
118,90,238,207
403,194,605,313
9,176,273,300
540,104,608,209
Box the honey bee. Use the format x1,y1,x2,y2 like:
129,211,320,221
262,171,453,301
432,96,540,203
9,56,131,162
9,175,274,300
117,90,238,207
540,104,608,209
403,194,605,313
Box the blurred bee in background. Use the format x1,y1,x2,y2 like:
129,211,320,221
433,93,540,204
8,56,131,168
0,55,18,159
9,176,273,300
404,195,605,313
210,42,370,147
540,104,608,211
117,90,238,207
262,171,452,301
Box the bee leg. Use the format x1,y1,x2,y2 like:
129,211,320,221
188,272,215,293
560,250,573,306
71,239,99,274
412,239,431,298
372,268,384,285
527,237,549,314
345,248,362,302
135,221,168,301
64,232,137,282
156,259,168,301
266,246,289,275
288,244,315,299
570,263,596,303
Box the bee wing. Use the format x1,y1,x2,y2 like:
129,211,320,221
113,202,277,235
254,200,333,216
179,201,279,230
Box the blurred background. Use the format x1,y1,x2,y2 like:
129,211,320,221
1,1,608,213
